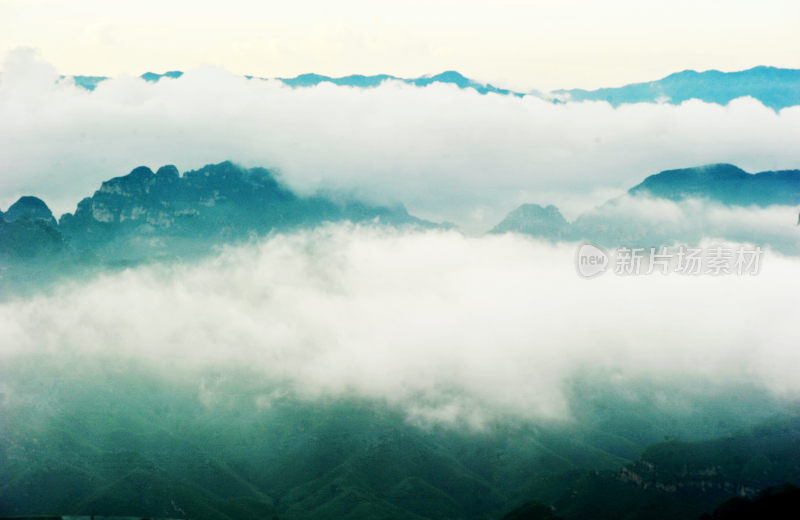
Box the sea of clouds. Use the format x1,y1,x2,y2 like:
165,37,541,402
2,47,799,429
2,48,800,231
1,226,798,426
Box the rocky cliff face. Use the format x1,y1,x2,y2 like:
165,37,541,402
601,416,800,517
58,162,297,248
0,161,435,289
51,161,430,258
519,417,800,520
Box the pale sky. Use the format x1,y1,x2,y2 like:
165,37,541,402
1,0,799,90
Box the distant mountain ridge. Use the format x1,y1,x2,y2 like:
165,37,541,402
68,66,800,109
628,163,800,206
276,70,521,96
70,70,521,97
492,163,800,252
554,66,800,110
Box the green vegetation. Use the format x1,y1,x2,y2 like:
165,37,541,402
1,361,797,519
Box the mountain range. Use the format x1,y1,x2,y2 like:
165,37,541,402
68,66,800,110
492,164,800,252
552,66,800,110
628,164,800,206
0,161,435,294
3,161,799,295
3,161,800,518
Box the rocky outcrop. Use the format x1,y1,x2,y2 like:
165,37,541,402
613,419,800,501
2,161,434,271
3,196,57,226
56,161,430,258
0,196,64,260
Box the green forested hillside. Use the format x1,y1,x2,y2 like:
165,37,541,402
1,362,796,520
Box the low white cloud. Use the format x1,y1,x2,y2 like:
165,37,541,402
2,49,800,232
571,195,800,254
1,226,798,425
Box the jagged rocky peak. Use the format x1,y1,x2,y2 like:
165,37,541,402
491,203,568,238
186,160,252,180
54,161,314,234
98,165,157,196
87,162,273,208
127,165,156,179
156,164,179,180
3,196,56,225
